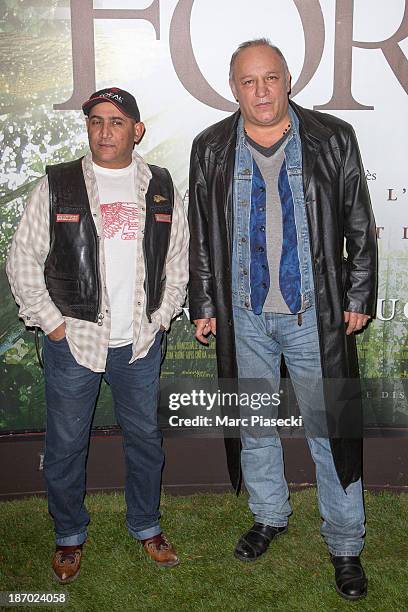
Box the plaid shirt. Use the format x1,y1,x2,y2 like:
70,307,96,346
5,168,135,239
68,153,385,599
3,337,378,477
6,152,189,372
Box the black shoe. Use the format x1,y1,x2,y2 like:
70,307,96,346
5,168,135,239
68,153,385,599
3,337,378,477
234,522,287,562
330,555,368,600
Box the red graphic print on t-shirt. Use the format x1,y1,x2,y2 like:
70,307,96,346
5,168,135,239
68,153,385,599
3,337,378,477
100,202,138,240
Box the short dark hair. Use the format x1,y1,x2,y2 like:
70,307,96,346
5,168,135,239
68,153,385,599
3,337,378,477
229,38,289,81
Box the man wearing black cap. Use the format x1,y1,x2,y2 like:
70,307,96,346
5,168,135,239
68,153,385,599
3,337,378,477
7,87,189,582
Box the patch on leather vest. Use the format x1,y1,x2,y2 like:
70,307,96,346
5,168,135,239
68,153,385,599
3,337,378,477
56,213,80,222
153,194,167,203
155,213,171,223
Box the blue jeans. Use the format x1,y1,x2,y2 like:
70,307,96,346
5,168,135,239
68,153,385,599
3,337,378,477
233,305,365,556
43,333,164,546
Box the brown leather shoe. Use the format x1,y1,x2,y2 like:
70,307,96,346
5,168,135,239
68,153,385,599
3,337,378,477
52,544,83,583
142,533,179,568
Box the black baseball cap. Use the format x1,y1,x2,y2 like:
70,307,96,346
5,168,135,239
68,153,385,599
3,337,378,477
82,87,140,122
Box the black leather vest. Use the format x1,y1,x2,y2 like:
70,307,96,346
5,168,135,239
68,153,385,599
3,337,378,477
44,157,174,323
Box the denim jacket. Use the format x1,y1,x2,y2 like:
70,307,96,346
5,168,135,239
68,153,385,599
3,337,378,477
231,107,314,314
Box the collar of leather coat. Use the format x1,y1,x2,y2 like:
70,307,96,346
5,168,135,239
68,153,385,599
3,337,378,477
200,100,335,160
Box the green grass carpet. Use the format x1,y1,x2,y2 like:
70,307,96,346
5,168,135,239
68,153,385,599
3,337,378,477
0,489,407,611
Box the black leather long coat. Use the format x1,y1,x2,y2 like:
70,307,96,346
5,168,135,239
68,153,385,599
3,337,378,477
188,101,377,491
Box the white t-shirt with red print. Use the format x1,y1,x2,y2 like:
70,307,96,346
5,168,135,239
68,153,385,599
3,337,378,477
93,161,138,347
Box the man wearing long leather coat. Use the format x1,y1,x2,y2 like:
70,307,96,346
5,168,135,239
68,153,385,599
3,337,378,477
188,40,376,600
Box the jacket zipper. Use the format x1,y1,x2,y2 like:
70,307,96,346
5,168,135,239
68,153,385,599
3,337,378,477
143,237,151,322
94,227,102,325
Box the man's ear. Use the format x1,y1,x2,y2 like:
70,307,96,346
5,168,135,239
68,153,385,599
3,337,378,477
230,78,239,103
134,121,145,144
287,73,292,95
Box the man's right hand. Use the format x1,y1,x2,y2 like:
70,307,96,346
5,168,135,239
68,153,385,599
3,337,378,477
193,318,216,345
47,322,66,341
